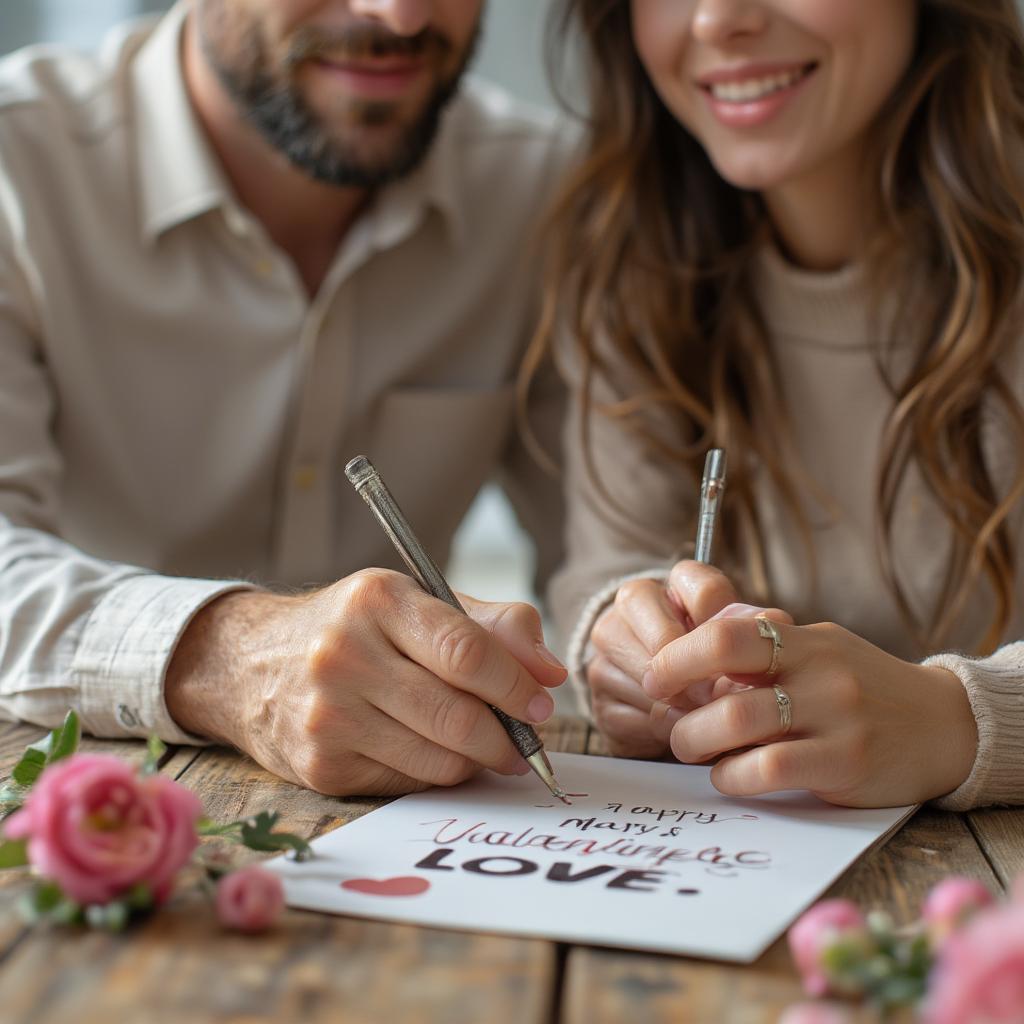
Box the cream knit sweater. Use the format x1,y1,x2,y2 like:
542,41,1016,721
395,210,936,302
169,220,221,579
550,245,1024,811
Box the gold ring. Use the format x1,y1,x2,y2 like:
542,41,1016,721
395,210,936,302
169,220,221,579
772,684,792,734
755,616,783,676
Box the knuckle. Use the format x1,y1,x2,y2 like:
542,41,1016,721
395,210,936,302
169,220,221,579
615,578,654,611
391,735,476,788
488,600,541,636
435,619,490,679
702,619,742,665
590,610,620,653
432,692,485,749
830,671,865,715
758,744,795,790
305,632,341,682
718,693,756,735
807,621,851,646
344,567,404,616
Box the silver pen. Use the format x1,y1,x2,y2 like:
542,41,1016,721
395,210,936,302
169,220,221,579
345,455,569,804
695,448,727,564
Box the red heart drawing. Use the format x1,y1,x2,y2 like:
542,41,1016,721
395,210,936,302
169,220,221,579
341,876,431,897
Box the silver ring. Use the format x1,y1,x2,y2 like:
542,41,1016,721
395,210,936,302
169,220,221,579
772,684,792,735
756,616,783,676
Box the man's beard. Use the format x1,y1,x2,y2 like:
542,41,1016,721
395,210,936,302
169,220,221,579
199,15,480,188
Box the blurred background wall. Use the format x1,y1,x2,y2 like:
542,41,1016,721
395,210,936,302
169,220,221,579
0,0,565,632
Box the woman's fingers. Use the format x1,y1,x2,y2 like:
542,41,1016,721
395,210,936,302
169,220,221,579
709,739,841,798
611,577,687,654
669,682,803,763
644,612,800,701
588,654,656,712
588,655,670,758
668,560,741,625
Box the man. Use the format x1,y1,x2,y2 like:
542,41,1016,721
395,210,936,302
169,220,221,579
0,0,572,796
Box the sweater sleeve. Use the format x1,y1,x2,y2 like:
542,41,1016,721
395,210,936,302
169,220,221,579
546,342,697,715
925,643,1024,810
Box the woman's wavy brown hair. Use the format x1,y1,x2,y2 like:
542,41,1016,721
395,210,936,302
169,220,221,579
523,0,1024,654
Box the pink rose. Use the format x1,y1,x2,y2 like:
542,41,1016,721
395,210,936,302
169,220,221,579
1012,874,1024,904
777,1003,852,1024
215,865,285,933
923,902,1024,1024
788,899,870,997
3,753,202,906
923,877,995,946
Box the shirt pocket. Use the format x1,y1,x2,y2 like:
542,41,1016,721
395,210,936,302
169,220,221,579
359,384,517,554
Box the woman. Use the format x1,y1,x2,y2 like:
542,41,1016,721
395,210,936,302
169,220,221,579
533,0,1024,808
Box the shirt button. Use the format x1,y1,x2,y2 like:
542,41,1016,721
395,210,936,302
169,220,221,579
294,465,318,490
224,208,250,236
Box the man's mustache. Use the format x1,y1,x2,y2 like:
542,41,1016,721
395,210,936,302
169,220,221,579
285,24,452,67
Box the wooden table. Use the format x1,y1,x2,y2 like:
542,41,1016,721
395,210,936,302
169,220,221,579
0,716,1020,1024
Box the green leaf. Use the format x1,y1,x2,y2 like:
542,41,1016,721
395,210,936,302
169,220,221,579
240,811,312,861
0,839,28,869
141,735,166,776
203,810,312,861
8,710,82,790
125,883,153,910
11,748,47,788
47,710,81,764
197,817,243,838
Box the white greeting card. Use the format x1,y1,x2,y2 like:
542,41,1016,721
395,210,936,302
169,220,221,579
270,752,914,962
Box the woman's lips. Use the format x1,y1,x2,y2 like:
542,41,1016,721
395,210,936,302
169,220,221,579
699,63,817,129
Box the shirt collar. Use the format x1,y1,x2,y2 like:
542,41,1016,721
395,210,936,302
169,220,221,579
131,3,467,250
132,3,228,244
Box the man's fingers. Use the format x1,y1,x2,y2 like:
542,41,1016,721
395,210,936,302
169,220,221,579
388,590,557,726
346,702,499,787
463,595,567,687
369,664,530,776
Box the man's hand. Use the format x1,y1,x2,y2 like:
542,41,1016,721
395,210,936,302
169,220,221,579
165,569,567,796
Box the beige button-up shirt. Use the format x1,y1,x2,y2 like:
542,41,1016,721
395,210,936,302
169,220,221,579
0,6,572,742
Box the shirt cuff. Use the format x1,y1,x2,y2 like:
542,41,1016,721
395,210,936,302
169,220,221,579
924,646,1024,811
565,568,671,720
71,574,257,744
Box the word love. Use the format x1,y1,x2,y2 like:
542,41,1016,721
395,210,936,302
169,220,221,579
422,819,771,877
415,848,700,895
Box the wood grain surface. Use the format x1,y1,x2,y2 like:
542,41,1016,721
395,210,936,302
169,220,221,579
0,715,1016,1024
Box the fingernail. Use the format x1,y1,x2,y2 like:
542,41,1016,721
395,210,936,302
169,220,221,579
511,758,531,776
651,702,685,741
712,603,765,620
527,693,555,724
641,670,656,695
535,642,566,671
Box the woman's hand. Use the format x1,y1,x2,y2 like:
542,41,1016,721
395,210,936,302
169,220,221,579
642,617,979,807
585,560,785,758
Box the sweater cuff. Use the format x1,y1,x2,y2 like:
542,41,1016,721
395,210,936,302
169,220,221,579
924,646,1024,811
71,575,257,744
566,568,671,720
